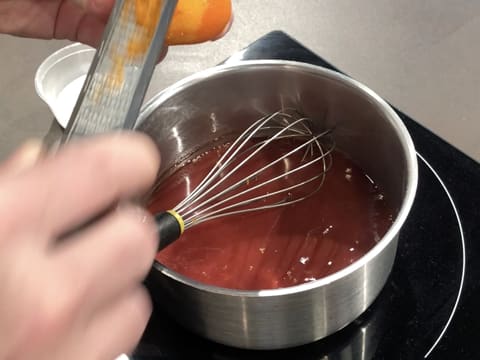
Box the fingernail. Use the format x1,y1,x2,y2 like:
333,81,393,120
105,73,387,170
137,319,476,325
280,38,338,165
90,0,113,15
14,139,45,170
117,202,154,225
126,205,159,248
71,0,87,9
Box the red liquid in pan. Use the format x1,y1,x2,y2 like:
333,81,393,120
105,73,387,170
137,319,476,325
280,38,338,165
148,140,394,290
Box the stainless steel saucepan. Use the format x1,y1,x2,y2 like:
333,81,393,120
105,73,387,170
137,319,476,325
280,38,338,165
136,60,418,350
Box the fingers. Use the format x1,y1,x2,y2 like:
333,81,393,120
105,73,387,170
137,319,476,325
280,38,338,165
73,0,115,18
52,204,158,314
0,132,160,241
55,0,108,48
83,286,152,360
0,134,159,359
56,0,113,48
75,14,109,48
16,203,158,357
42,132,160,237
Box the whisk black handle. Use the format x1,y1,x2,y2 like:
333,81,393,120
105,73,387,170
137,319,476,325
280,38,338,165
155,211,185,251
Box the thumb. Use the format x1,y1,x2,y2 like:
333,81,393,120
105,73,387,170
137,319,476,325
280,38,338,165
0,139,45,178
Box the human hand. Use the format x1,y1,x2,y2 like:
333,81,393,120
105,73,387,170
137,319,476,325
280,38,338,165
0,0,115,47
0,0,232,47
0,133,160,360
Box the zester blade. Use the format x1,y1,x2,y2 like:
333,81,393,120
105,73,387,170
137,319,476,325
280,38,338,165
61,0,178,144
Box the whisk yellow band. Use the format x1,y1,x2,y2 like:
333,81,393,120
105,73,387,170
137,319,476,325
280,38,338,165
167,210,185,234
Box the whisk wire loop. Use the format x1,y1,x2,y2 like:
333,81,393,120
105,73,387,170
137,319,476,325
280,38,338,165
154,109,336,249
176,111,324,214
175,111,281,210
180,128,334,221
175,109,335,229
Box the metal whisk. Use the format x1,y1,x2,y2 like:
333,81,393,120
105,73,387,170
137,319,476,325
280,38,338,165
155,108,336,250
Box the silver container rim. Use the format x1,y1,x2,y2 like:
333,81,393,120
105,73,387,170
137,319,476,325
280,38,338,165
137,59,419,298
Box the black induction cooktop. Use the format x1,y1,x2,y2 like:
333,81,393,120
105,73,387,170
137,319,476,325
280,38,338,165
131,31,480,360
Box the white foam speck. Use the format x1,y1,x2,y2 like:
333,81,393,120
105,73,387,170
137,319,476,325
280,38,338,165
299,256,309,264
